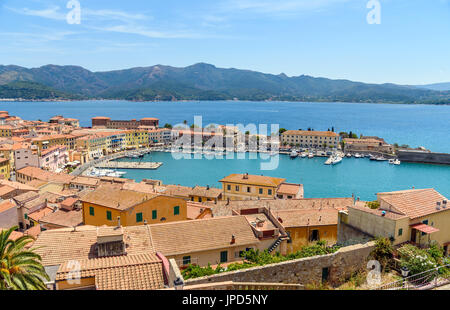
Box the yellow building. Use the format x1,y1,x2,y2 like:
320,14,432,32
188,185,223,203
281,130,340,148
0,158,11,180
31,134,77,153
81,185,187,226
347,188,450,255
0,125,13,138
220,173,301,201
125,130,149,149
273,208,339,253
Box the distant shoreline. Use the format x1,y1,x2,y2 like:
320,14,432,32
0,98,449,106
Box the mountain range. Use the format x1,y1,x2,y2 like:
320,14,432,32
0,63,448,104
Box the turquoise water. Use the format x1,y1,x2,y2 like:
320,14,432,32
2,100,449,200
1,100,449,152
114,152,450,201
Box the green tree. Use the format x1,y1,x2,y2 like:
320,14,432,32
164,123,173,129
0,226,49,290
370,237,394,272
278,128,287,135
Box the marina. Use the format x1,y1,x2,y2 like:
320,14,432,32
112,150,450,200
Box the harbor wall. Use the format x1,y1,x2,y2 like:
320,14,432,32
398,150,450,165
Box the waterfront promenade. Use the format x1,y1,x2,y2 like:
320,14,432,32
96,161,162,170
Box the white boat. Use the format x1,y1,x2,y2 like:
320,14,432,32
324,157,334,165
290,150,298,158
308,153,314,159
354,153,362,158
301,153,307,158
346,153,352,158
332,156,343,164
394,159,401,165
376,157,388,161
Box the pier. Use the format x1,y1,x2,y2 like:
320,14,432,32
95,161,163,170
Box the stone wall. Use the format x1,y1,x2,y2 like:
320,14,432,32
185,241,375,287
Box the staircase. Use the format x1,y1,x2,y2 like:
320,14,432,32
268,237,282,253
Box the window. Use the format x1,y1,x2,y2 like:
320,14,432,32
259,188,263,194
152,210,157,220
310,229,319,242
136,212,143,223
227,185,231,191
247,187,251,193
422,220,428,236
220,251,228,263
106,211,112,221
182,256,191,265
322,267,330,282
268,189,272,195
89,207,94,216
398,228,403,236
174,206,180,215
235,185,239,191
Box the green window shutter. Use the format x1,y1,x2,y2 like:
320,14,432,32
174,206,180,215
398,228,403,236
24,213,28,220
220,251,228,263
136,212,143,223
152,210,157,220
107,211,112,221
89,207,94,216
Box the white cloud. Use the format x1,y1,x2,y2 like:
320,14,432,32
94,24,203,39
223,0,351,14
6,5,66,20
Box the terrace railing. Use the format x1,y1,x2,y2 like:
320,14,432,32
373,263,450,290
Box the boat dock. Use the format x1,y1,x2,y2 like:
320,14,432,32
95,161,163,170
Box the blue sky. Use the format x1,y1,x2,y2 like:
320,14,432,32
0,0,449,85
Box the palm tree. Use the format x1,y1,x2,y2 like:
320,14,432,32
0,226,49,290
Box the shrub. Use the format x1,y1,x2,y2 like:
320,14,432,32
370,237,394,271
397,245,437,275
366,201,380,209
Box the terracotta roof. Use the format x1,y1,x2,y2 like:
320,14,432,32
0,179,38,191
209,198,353,217
190,186,222,199
273,208,339,227
13,191,40,204
277,183,303,196
162,184,193,198
148,216,259,256
410,223,440,234
28,206,54,222
219,174,286,187
282,130,339,137
81,185,158,210
16,166,74,184
348,202,407,220
378,188,449,219
40,209,83,228
56,253,165,290
70,176,100,187
0,200,16,213
186,201,212,220
33,225,155,266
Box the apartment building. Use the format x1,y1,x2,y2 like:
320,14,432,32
92,117,159,129
219,173,303,201
345,188,450,255
81,185,188,227
281,130,340,148
343,137,394,154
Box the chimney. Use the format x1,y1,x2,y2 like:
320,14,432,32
117,216,121,228
443,200,448,208
230,235,236,244
144,219,148,225
243,173,248,179
206,185,210,190
436,201,441,210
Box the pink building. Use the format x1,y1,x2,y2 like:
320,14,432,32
39,146,68,172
